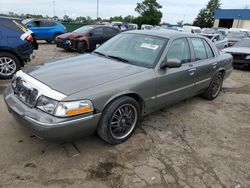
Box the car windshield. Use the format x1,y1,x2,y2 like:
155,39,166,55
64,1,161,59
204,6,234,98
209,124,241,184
94,33,167,68
234,39,250,48
227,32,246,39
73,26,93,34
193,29,201,34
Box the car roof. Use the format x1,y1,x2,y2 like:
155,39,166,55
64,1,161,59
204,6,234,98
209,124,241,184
201,33,218,36
0,16,21,21
124,29,200,39
92,25,118,28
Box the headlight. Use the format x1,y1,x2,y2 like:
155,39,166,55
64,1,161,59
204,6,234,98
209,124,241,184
54,100,93,117
36,95,58,115
245,55,250,60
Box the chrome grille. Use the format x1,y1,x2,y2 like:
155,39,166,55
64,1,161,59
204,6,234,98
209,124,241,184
232,53,247,60
13,77,39,107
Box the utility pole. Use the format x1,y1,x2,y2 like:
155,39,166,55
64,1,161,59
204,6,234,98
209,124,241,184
53,1,55,17
97,0,99,19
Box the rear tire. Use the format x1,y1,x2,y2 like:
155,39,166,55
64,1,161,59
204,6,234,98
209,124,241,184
202,72,223,100
0,52,21,79
97,96,141,145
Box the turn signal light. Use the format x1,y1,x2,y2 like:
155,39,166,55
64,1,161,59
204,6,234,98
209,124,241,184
66,107,93,116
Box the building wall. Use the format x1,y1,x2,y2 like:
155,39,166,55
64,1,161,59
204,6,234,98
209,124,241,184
232,19,250,29
214,19,250,29
214,19,219,27
241,20,250,30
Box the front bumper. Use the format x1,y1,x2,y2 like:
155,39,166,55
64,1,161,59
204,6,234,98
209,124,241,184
4,86,101,141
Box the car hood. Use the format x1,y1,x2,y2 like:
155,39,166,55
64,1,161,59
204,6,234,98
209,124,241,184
227,37,241,42
57,32,84,39
222,47,250,54
24,54,148,95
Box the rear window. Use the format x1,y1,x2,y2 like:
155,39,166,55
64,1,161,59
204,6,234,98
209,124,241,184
0,19,28,33
203,40,214,58
191,38,207,61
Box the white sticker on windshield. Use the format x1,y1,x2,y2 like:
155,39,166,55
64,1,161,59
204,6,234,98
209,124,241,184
141,43,159,50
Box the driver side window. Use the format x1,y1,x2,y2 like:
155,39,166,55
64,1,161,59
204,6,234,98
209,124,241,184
167,38,191,64
92,28,103,36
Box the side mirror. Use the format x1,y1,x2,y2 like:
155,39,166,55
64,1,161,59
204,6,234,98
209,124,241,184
160,59,182,69
26,24,32,28
213,38,218,42
89,32,93,37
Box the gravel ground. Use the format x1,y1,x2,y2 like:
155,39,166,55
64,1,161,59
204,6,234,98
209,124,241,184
0,43,249,188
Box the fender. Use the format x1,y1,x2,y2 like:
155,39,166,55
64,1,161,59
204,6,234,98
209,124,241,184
102,91,145,112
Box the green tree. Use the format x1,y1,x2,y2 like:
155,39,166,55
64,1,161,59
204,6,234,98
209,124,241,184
193,0,221,28
110,16,124,22
134,0,162,26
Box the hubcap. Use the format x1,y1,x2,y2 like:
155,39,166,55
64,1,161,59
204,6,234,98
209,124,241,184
0,57,16,76
110,104,138,140
211,75,222,97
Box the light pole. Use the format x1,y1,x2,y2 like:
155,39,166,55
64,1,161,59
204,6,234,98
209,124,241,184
97,0,99,19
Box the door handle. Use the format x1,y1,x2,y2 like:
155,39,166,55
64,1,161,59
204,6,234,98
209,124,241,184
189,68,196,76
212,63,217,69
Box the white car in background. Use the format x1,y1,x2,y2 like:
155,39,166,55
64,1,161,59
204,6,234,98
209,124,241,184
182,26,202,34
141,24,154,30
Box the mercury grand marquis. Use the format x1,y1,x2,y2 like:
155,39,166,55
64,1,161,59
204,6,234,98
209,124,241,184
4,30,233,144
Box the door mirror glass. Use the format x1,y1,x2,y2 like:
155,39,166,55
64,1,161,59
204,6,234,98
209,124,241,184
89,32,93,37
160,59,182,69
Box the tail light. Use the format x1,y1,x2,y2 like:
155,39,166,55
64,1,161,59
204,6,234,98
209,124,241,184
26,35,34,43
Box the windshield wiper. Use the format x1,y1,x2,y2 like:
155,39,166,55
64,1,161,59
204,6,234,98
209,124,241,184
93,51,107,57
107,55,130,63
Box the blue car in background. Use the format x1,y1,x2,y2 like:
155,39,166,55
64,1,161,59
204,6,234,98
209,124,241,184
0,16,38,79
22,19,66,43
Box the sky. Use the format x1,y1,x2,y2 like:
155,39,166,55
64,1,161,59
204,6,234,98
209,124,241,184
0,0,250,24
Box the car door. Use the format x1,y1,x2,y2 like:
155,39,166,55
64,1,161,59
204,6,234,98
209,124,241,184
189,37,217,93
39,20,55,40
103,27,120,43
155,37,196,107
89,27,104,50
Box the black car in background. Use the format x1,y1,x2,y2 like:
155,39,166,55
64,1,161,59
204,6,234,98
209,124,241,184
55,25,120,53
0,16,38,79
222,38,250,69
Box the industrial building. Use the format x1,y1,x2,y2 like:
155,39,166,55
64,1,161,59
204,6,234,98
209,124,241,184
214,9,250,29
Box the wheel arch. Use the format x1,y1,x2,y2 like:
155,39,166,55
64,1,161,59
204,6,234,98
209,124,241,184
0,50,23,66
102,92,145,113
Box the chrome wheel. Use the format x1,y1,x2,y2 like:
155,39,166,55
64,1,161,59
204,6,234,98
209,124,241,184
110,104,138,140
211,74,222,98
0,57,17,77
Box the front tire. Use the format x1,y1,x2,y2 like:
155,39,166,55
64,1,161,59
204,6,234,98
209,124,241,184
97,96,141,145
77,41,87,53
0,52,21,79
202,72,223,100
